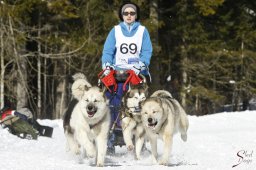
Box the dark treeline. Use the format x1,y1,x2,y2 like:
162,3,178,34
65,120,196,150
1,0,256,118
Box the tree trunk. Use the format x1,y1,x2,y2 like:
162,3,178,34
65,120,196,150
43,57,47,117
149,0,160,93
0,22,4,109
8,15,28,109
180,1,188,109
16,57,28,109
37,12,42,117
55,78,67,119
60,79,66,118
54,60,68,119
181,40,188,108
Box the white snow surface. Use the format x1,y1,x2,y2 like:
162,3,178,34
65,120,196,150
1,110,255,170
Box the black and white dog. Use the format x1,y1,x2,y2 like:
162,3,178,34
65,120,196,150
63,73,110,167
121,82,148,160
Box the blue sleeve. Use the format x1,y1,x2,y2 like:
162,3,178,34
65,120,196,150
101,27,116,67
139,27,153,66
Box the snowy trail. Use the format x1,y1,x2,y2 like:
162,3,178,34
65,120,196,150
1,111,256,170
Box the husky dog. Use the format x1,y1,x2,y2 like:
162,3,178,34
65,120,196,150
64,73,110,167
121,83,148,159
63,73,92,133
141,90,189,165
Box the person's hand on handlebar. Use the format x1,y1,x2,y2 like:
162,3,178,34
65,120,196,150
102,62,115,75
131,61,146,75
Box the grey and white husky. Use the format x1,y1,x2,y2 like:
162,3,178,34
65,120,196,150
64,73,110,167
141,90,189,165
121,83,148,160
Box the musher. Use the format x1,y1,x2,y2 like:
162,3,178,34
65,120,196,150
101,2,153,153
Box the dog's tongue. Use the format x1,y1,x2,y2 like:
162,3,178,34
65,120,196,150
88,111,95,117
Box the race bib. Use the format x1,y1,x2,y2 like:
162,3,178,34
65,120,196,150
115,25,145,69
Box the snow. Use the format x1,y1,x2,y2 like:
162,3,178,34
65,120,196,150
1,111,256,170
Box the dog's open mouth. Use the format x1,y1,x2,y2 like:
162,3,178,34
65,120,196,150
148,121,158,128
87,111,96,117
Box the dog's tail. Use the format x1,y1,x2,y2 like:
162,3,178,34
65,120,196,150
151,90,173,99
71,73,92,99
72,73,87,81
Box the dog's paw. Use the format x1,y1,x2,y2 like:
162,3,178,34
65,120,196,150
158,159,168,166
135,155,141,160
65,143,70,152
87,153,96,158
86,150,96,158
151,156,158,164
127,145,134,151
70,145,80,155
77,156,84,164
74,149,81,155
181,134,187,142
96,162,104,167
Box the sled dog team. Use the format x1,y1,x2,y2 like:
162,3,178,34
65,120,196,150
63,73,189,167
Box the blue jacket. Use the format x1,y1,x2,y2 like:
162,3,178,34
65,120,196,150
102,22,153,75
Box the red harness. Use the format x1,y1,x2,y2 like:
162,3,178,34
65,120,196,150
98,69,142,92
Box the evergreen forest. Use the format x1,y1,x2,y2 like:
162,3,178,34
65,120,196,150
1,0,256,118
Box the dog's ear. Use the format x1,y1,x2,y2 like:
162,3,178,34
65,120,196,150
142,81,148,89
141,99,147,107
151,97,163,107
72,83,90,100
140,100,145,106
142,83,149,96
83,85,90,91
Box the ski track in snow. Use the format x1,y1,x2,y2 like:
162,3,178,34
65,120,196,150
1,111,256,170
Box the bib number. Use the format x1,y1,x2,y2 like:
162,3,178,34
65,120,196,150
120,43,137,54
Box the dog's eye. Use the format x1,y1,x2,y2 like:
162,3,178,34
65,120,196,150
94,99,98,102
152,111,156,114
85,99,89,102
143,112,147,115
134,97,138,99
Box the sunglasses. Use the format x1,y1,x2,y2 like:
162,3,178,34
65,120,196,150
123,11,136,16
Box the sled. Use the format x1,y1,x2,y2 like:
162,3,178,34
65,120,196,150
98,69,144,153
